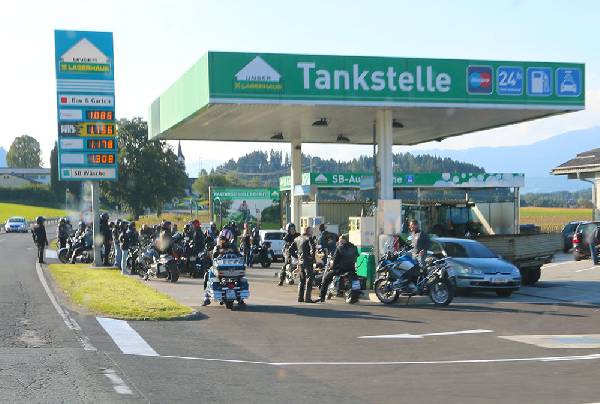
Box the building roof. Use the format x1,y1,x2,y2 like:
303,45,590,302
552,148,600,175
0,168,50,175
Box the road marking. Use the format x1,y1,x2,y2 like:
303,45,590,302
358,329,494,339
576,266,597,273
152,352,600,366
35,263,97,351
500,334,600,349
45,249,58,259
102,368,133,395
96,317,159,356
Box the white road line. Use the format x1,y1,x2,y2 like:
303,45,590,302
358,329,494,339
102,368,133,395
35,263,97,351
96,317,159,356
575,266,597,273
153,352,600,366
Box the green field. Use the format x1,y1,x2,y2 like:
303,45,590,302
520,207,593,233
0,203,67,223
49,264,192,320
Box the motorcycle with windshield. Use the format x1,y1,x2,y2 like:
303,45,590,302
206,253,249,310
373,247,454,306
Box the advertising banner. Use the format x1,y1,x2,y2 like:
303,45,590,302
54,30,118,181
212,188,280,225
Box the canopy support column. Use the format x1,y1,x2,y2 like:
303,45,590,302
376,110,394,200
290,138,302,227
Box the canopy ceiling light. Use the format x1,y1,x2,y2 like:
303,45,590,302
392,119,404,129
270,132,284,140
336,134,350,143
312,118,329,127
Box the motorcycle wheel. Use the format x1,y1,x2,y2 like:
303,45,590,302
260,259,271,268
168,266,180,283
345,290,359,304
58,249,70,264
374,279,399,304
225,300,234,310
429,279,454,306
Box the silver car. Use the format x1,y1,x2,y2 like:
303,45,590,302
4,216,28,233
431,237,521,297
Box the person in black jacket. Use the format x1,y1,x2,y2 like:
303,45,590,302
320,234,358,302
99,213,112,266
289,226,317,303
119,222,136,274
279,223,300,286
57,218,69,249
32,216,48,264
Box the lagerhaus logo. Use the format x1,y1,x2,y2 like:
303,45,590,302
234,56,283,92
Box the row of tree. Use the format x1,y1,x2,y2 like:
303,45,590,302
521,188,593,208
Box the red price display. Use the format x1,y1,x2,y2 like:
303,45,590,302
86,110,114,121
87,154,115,165
86,139,115,150
86,123,115,135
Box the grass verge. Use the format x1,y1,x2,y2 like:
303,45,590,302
48,264,192,320
0,202,67,223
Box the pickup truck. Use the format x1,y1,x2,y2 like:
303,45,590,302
474,233,562,285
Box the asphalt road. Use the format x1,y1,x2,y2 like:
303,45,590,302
2,231,600,403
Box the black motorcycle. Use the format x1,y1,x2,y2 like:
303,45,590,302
252,241,273,268
58,235,92,264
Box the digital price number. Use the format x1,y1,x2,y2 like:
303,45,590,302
86,123,115,135
86,139,115,150
87,154,115,165
86,110,114,121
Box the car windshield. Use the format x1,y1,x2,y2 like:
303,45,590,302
442,241,497,258
264,232,285,240
9,218,25,223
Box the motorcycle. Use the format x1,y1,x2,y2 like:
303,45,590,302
206,253,249,310
195,249,212,279
252,241,273,268
58,235,93,264
281,246,298,285
138,245,179,282
325,271,362,304
373,248,454,306
126,244,143,275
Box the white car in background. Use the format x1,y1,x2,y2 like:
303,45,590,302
4,216,28,233
259,230,286,262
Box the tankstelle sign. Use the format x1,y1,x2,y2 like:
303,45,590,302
54,30,118,181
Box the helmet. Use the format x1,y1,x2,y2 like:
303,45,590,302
184,223,191,232
286,222,296,233
78,221,86,229
59,217,65,224
65,217,71,224
109,221,115,227
36,216,45,225
210,221,216,229
128,222,136,230
219,228,234,241
229,220,236,228
100,213,109,221
141,224,148,231
192,219,200,229
116,219,122,226
162,221,172,231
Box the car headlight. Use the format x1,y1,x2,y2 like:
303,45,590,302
452,264,483,276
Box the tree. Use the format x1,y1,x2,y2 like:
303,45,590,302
6,135,42,168
101,117,188,219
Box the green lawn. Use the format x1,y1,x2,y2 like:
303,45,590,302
520,207,593,233
0,203,67,223
49,264,192,320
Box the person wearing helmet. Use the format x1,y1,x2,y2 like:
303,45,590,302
70,222,91,264
57,217,69,249
99,213,112,266
191,220,206,255
241,223,252,266
155,221,174,254
32,216,48,264
279,223,300,286
139,223,154,245
205,222,218,245
119,222,137,275
202,235,240,306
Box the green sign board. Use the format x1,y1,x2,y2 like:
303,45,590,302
279,172,524,190
209,52,584,107
212,187,279,201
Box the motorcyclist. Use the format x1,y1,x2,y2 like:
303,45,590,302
202,235,241,306
320,234,358,302
140,224,154,245
112,219,123,267
318,224,337,255
64,217,73,236
241,224,252,266
119,222,136,275
32,216,48,264
70,221,92,264
57,217,69,249
279,222,300,286
99,213,112,266
401,219,431,290
155,221,174,255
191,219,206,254
206,222,218,241
289,226,317,303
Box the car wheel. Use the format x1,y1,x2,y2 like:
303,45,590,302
496,290,513,297
574,253,582,261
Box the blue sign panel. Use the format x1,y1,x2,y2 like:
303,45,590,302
556,68,581,97
467,65,493,95
54,30,117,181
526,67,552,96
496,66,523,95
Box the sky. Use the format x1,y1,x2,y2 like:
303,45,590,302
1,0,599,170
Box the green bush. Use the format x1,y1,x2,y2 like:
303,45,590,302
0,185,61,208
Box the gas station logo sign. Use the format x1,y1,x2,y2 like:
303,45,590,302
467,65,493,94
234,56,283,92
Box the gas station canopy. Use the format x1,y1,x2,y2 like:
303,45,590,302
149,52,584,144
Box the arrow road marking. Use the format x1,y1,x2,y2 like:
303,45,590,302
358,329,494,339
